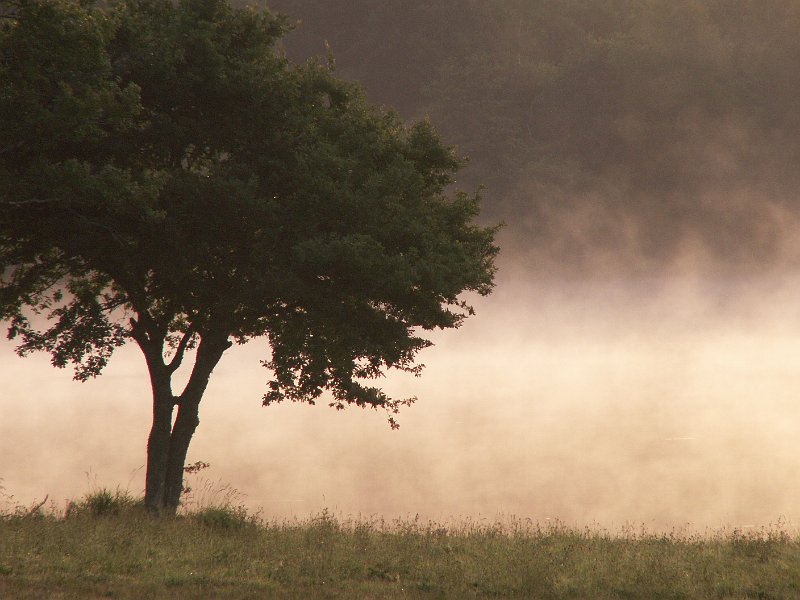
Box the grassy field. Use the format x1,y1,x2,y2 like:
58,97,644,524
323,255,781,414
1,490,800,599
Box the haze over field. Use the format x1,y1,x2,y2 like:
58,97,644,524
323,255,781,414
4,0,800,530
5,264,800,530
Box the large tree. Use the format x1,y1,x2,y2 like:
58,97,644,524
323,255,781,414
0,0,498,515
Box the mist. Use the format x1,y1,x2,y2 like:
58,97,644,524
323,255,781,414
4,258,800,531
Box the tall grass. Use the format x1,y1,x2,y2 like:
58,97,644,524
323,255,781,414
1,487,800,598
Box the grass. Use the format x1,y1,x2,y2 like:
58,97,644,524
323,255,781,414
1,489,800,599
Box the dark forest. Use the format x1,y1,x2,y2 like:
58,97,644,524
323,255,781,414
265,0,800,277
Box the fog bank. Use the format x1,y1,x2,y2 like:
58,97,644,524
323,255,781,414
3,268,800,531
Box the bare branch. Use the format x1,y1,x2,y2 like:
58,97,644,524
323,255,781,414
101,295,127,312
27,495,49,516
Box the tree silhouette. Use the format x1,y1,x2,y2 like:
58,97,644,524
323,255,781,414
0,0,498,515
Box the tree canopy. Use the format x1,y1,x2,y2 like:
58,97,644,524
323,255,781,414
0,0,498,514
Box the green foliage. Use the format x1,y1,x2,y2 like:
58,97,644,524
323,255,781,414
0,0,498,419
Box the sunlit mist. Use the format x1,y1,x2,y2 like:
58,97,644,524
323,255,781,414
4,259,800,532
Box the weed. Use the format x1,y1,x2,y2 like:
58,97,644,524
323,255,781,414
65,488,142,518
179,460,249,519
190,505,252,530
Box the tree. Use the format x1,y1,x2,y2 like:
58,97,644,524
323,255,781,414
0,0,499,515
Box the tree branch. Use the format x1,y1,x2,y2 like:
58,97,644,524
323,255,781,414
177,333,232,403
165,326,195,375
101,295,127,313
3,198,131,248
130,313,164,356
129,316,149,347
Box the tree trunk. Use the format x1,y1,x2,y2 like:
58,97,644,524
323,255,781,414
144,379,175,513
162,397,201,512
140,333,232,516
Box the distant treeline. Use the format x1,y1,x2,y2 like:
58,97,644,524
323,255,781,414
262,0,800,274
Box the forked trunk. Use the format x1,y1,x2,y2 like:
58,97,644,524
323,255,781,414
139,331,231,516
